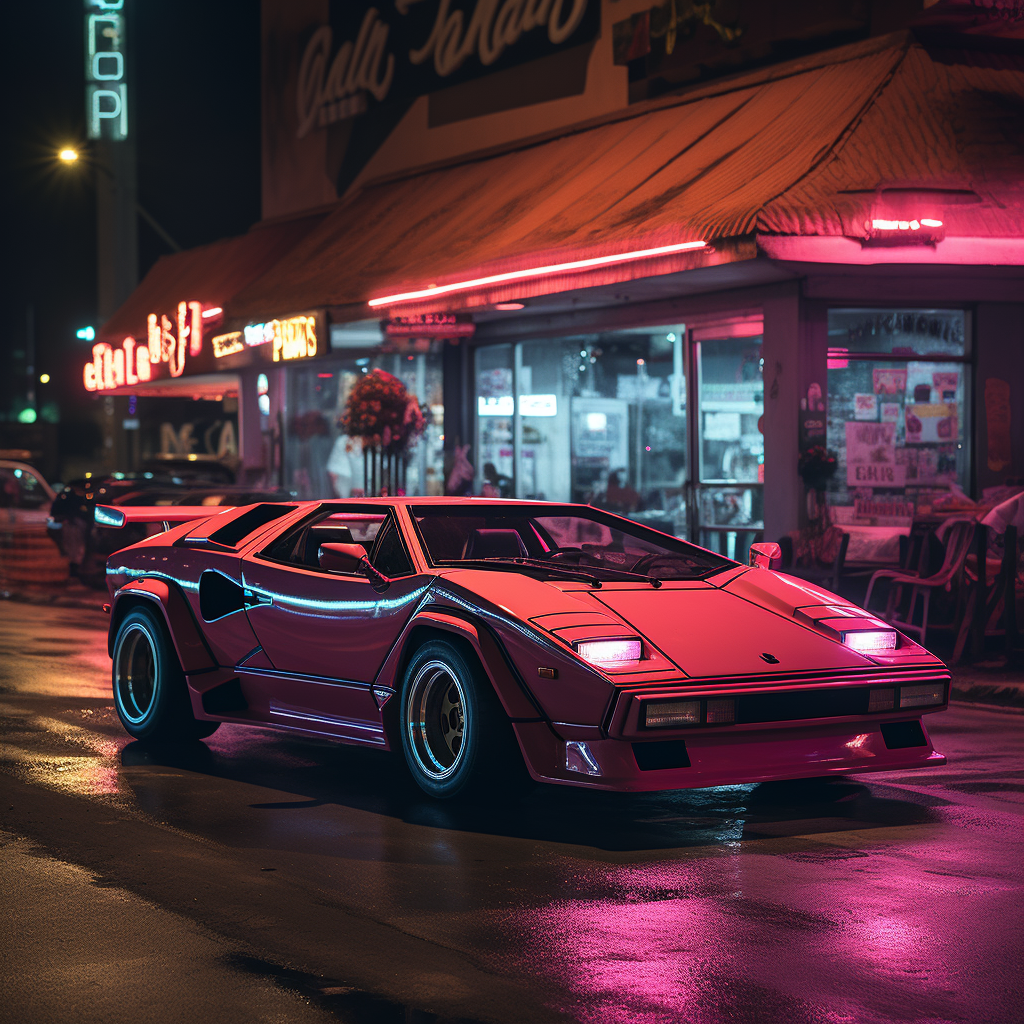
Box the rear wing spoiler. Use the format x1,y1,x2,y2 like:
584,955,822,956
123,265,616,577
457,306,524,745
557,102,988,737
95,504,224,529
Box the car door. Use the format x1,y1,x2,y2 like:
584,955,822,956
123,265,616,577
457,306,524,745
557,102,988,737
240,507,428,743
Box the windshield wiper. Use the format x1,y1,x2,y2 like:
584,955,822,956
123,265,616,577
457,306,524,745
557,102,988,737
436,558,605,588
512,557,663,588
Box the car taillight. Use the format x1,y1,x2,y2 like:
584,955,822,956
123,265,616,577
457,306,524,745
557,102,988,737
868,688,895,712
899,683,946,708
842,629,898,652
705,699,735,724
574,638,642,665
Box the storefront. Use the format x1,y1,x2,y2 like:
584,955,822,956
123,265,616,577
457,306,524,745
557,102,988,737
89,3,1024,560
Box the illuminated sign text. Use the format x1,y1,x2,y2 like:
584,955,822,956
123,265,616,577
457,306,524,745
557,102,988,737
85,1,128,141
212,332,244,358
271,316,318,362
84,337,151,391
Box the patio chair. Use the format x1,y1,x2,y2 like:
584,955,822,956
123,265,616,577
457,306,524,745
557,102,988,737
863,518,977,645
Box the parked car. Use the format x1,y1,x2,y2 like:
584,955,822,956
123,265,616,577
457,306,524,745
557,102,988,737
51,477,293,587
98,498,950,800
0,459,57,527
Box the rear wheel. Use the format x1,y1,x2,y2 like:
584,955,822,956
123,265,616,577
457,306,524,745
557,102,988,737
112,605,219,742
399,639,529,800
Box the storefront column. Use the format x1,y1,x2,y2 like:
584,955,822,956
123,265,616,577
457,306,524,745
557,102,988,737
761,285,802,543
237,367,264,484
974,303,1024,494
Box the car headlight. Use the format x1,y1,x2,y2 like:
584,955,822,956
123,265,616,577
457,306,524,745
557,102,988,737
842,629,897,652
573,638,642,665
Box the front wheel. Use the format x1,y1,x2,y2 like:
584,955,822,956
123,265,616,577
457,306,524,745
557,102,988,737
112,605,219,742
399,640,529,800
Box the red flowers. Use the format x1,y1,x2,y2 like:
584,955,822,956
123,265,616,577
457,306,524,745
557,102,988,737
340,368,426,453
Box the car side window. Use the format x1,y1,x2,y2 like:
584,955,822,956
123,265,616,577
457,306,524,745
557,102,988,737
371,520,413,577
261,508,394,574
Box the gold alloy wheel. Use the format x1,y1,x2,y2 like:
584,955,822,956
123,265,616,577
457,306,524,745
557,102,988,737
114,622,158,725
406,659,467,781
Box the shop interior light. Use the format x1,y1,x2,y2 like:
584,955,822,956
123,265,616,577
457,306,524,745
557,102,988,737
494,302,525,310
574,638,642,665
58,148,79,163
843,629,898,652
368,240,707,307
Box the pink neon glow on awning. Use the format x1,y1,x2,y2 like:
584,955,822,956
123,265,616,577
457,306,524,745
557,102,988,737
367,241,707,308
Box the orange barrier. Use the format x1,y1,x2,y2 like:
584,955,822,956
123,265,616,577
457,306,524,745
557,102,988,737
0,525,71,586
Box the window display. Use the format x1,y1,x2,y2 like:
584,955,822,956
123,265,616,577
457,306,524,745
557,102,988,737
826,309,970,518
286,348,444,499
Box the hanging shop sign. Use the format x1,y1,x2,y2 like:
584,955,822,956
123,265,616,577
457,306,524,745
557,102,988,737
213,314,320,364
85,0,128,141
83,301,210,391
384,313,475,338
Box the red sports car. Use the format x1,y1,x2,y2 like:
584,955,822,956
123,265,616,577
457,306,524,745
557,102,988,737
99,498,948,799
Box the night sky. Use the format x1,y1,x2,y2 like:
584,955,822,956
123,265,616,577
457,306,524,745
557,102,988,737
1,0,261,427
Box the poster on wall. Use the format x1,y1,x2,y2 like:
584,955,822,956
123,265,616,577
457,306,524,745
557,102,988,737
873,368,907,395
845,421,905,488
984,377,1012,472
905,403,958,444
881,402,901,423
854,393,877,420
932,371,959,401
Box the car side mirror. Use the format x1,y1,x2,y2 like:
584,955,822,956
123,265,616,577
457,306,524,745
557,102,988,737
319,542,368,573
749,541,783,570
319,542,393,590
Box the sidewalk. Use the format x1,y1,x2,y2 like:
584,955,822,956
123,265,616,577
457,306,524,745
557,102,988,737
1,580,107,612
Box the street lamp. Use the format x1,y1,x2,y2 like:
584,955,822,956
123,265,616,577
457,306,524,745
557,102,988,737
55,145,182,253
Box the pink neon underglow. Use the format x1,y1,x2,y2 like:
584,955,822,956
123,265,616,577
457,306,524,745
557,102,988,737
843,629,898,652
367,241,708,307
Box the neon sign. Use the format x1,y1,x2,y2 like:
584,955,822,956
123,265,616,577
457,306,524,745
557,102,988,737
212,332,244,358
84,337,151,391
272,316,317,361
147,301,203,377
82,300,207,390
242,317,319,361
85,0,128,141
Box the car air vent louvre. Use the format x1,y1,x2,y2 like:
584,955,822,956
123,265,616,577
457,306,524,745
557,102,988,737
208,504,294,547
199,570,246,621
880,721,927,748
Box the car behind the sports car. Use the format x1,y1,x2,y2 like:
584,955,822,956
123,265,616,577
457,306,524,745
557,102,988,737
99,498,948,799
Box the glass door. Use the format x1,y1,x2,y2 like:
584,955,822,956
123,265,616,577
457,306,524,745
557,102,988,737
691,333,764,561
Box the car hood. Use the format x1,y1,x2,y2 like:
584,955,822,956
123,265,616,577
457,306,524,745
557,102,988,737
590,584,877,677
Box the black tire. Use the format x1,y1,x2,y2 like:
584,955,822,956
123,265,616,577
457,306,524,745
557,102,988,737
399,639,530,800
111,605,220,742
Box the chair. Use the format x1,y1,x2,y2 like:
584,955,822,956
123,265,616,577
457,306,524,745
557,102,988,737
864,518,976,645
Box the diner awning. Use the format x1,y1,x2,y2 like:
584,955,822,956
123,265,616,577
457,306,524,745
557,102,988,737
98,211,327,343
227,30,1024,320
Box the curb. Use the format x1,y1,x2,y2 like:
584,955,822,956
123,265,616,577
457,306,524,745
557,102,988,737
1,588,108,612
950,683,1024,711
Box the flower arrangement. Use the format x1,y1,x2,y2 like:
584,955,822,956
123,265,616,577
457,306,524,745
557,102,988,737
798,446,838,489
340,369,426,454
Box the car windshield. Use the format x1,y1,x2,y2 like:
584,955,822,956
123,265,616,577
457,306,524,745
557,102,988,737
412,504,734,581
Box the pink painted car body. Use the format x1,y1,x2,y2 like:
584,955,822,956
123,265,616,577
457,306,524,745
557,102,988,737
102,497,948,791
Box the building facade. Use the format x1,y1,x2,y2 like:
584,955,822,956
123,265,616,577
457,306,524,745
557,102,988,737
88,0,1024,558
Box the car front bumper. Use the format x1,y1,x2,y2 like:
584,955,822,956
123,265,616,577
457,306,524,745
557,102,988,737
512,716,946,792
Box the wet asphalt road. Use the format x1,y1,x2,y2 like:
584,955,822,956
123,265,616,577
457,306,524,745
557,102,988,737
0,602,1022,1024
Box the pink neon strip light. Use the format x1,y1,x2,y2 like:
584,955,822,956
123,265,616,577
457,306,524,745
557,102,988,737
201,307,223,318
367,241,708,307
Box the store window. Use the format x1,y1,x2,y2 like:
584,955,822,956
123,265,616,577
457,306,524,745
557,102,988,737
475,327,689,536
826,309,970,519
285,346,444,499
